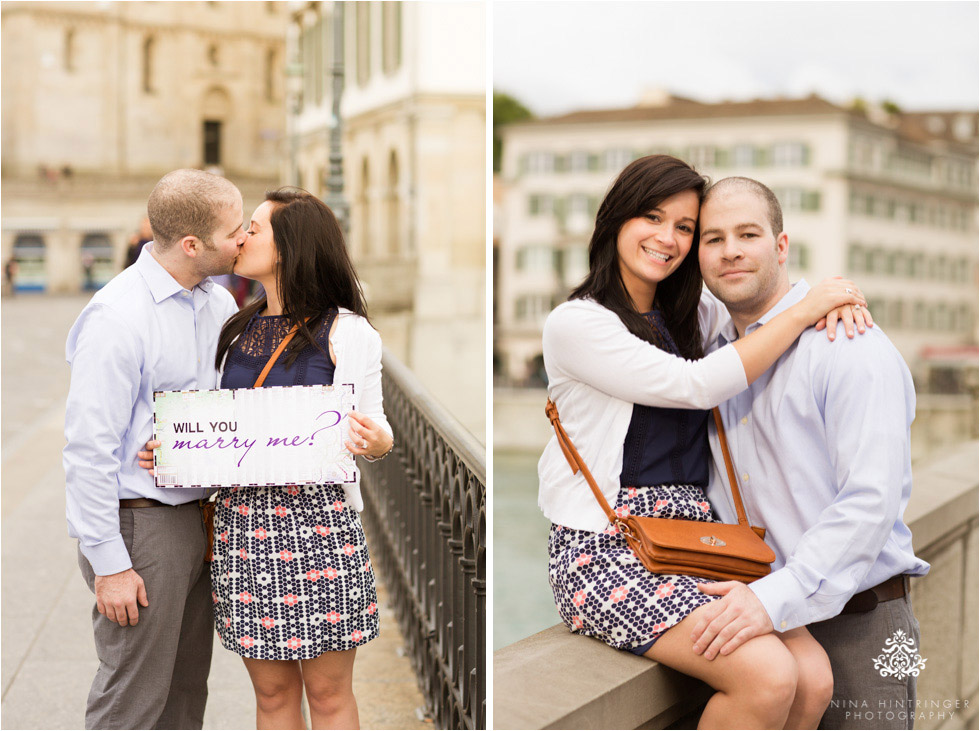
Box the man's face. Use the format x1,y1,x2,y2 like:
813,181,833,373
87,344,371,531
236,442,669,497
698,189,788,315
195,196,246,278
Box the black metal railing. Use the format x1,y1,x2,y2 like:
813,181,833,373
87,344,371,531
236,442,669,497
359,348,486,730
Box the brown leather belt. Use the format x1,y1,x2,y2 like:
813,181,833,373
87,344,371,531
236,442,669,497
838,574,910,615
119,498,198,509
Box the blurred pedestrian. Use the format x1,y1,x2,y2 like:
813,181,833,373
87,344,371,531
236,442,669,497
81,250,95,290
235,273,259,306
4,256,19,296
125,217,153,269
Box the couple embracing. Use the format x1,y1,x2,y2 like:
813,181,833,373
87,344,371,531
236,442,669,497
64,169,393,729
540,156,929,729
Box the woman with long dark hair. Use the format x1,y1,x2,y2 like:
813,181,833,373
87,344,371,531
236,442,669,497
144,188,392,729
540,155,867,729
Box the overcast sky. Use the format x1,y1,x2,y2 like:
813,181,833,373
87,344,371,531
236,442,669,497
493,1,979,116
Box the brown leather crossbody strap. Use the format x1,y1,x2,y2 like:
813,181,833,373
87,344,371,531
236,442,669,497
711,407,750,527
545,400,618,524
253,321,303,387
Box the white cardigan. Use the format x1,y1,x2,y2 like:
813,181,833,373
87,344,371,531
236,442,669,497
537,291,747,532
329,308,392,512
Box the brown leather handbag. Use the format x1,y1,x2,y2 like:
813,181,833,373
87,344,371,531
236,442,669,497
545,400,775,583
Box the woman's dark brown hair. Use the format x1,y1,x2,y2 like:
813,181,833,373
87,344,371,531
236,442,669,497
215,188,369,369
569,155,708,359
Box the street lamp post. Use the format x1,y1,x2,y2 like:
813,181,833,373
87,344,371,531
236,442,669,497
323,1,348,236
284,18,303,188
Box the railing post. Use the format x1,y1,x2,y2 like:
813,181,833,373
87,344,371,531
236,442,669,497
360,348,486,729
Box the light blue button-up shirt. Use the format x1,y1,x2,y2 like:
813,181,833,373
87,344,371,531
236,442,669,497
705,280,929,631
64,244,238,576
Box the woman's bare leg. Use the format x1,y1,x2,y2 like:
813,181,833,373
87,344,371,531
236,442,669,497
645,604,798,730
242,657,306,730
779,627,834,729
300,648,359,730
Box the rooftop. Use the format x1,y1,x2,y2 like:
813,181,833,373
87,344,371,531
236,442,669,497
508,93,979,149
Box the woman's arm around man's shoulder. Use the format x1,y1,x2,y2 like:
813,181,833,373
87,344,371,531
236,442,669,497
543,298,747,411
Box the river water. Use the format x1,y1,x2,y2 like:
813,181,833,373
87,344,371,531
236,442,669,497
492,449,562,650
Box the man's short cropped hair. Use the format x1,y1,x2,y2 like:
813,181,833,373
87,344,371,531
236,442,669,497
703,176,783,237
146,169,240,250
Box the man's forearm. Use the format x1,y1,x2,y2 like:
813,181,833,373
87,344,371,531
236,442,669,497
65,460,133,575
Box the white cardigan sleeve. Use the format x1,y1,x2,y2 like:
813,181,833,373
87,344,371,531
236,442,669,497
543,301,748,410
357,321,392,439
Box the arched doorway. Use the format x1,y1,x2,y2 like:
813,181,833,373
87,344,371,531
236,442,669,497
80,233,115,291
12,234,47,292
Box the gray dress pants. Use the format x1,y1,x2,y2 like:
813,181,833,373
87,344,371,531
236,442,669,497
78,503,213,730
808,594,921,730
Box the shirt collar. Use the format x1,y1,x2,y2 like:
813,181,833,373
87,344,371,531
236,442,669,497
136,242,215,303
717,279,811,345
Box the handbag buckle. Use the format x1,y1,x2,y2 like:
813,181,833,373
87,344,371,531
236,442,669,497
700,535,726,547
615,519,635,540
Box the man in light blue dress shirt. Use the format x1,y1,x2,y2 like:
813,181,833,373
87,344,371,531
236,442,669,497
64,169,242,729
691,177,929,730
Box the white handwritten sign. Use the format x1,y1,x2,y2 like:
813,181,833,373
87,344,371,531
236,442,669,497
152,384,357,488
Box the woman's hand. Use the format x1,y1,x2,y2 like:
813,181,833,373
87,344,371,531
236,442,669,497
794,277,866,332
345,410,393,460
137,439,160,476
815,302,874,341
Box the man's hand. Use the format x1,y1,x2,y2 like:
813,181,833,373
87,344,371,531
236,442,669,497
94,568,149,627
691,581,774,659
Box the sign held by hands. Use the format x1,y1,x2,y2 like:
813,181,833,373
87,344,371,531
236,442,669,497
153,384,357,488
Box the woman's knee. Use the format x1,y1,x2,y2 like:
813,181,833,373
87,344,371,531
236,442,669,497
729,638,799,711
304,680,353,716
249,667,303,712
303,664,355,715
796,650,834,716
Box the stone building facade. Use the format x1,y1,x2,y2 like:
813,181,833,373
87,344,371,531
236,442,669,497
286,1,486,440
495,95,979,390
1,1,287,292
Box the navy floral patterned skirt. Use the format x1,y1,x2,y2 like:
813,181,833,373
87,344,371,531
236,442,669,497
211,483,378,660
549,484,721,653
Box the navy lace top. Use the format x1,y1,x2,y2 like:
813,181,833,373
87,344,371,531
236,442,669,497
620,309,710,488
221,310,337,389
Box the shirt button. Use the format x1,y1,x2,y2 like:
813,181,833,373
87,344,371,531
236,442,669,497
742,473,749,481
741,416,748,425
780,620,787,629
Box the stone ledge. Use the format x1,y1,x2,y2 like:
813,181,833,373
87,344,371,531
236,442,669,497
493,625,710,730
906,441,979,553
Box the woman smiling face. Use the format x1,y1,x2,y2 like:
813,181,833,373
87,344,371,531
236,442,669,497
615,188,700,312
235,200,278,281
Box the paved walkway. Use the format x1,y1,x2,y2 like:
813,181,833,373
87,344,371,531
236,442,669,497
1,293,432,730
